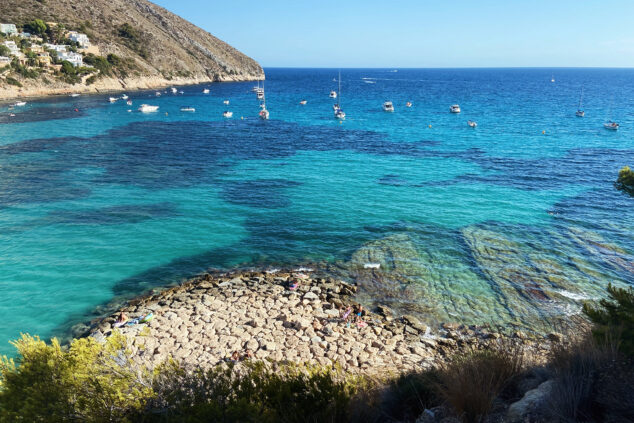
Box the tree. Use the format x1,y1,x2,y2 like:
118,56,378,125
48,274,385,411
25,19,47,36
615,166,634,196
583,283,634,355
0,45,9,56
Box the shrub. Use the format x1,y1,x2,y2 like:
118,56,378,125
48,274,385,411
86,75,97,85
0,333,153,422
24,19,47,36
5,77,21,87
583,283,634,355
437,342,524,422
547,334,634,423
117,23,149,59
0,45,9,56
615,166,634,196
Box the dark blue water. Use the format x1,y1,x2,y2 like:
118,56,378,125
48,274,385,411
0,68,632,354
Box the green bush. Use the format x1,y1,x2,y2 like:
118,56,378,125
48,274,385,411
615,166,634,196
24,19,47,36
5,77,21,87
0,45,9,56
0,333,152,422
117,23,149,59
583,283,634,355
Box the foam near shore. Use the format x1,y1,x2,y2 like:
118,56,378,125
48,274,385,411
88,269,564,374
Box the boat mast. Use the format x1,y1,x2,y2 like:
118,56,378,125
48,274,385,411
578,87,583,109
338,70,342,106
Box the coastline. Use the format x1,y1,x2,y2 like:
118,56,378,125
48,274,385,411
85,268,570,375
0,72,263,102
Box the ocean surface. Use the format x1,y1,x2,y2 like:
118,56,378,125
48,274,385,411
1,68,633,355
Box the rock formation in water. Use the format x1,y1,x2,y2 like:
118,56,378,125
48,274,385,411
0,0,263,98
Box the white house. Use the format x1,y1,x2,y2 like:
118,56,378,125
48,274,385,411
0,24,17,35
0,56,11,65
18,32,32,39
58,51,83,67
67,31,90,48
2,41,19,56
44,43,68,53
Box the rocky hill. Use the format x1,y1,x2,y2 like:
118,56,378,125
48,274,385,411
0,0,263,98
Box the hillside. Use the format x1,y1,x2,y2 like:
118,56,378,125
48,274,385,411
0,0,263,99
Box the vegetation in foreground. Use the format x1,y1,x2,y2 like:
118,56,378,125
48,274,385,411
615,165,634,196
1,284,632,423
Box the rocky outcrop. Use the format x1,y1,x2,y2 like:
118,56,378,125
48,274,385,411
0,0,263,99
87,269,559,375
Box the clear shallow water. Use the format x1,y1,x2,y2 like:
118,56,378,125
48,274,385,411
1,68,633,354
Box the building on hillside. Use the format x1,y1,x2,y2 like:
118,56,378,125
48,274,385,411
44,43,69,53
0,24,17,35
58,51,83,67
28,45,45,54
0,56,11,65
2,41,19,56
18,32,32,39
67,31,91,48
37,52,52,66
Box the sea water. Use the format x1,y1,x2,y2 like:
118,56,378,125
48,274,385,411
0,68,633,354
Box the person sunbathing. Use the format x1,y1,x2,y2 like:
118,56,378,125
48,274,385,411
113,312,128,328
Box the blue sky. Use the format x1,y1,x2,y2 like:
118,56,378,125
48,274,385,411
153,0,634,68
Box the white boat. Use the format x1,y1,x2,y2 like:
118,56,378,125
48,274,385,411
121,94,129,100
138,104,159,113
203,88,210,94
13,101,27,107
155,91,161,96
576,87,584,117
257,90,264,100
223,111,233,118
467,120,477,128
300,100,307,105
171,87,178,94
108,97,117,103
406,102,412,108
259,81,269,120
70,93,80,98
333,70,345,120
126,100,133,106
551,74,555,83
180,106,196,112
382,101,394,112
179,90,184,94
450,104,461,113
604,121,619,130
223,100,230,105
329,90,337,98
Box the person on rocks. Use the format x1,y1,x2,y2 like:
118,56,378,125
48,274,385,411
243,349,254,360
113,312,128,328
289,278,300,290
341,305,354,327
230,351,241,362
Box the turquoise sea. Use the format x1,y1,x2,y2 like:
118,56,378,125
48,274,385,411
1,68,633,355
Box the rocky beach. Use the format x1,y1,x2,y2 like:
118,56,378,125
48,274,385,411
88,269,567,375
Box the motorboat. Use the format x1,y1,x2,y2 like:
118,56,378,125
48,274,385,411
13,101,26,106
180,106,196,112
259,108,269,120
223,111,233,118
382,101,394,112
70,93,80,98
179,90,184,94
126,100,133,106
171,87,178,94
256,90,264,100
300,100,307,105
450,104,461,113
121,94,129,100
108,97,117,103
203,88,210,94
604,121,619,130
329,90,337,98
155,91,161,96
406,102,412,107
138,104,159,113
467,120,477,128
223,100,230,105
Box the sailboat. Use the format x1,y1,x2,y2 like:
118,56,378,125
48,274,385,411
551,74,555,83
259,81,269,120
333,70,345,119
604,97,619,130
576,88,585,117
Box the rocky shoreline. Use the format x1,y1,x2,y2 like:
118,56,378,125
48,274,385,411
0,73,262,101
88,269,568,375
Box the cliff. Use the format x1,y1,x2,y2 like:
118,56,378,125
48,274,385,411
0,0,263,99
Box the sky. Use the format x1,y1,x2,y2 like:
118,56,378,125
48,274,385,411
152,0,634,68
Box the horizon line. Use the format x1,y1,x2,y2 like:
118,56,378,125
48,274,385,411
260,66,634,70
